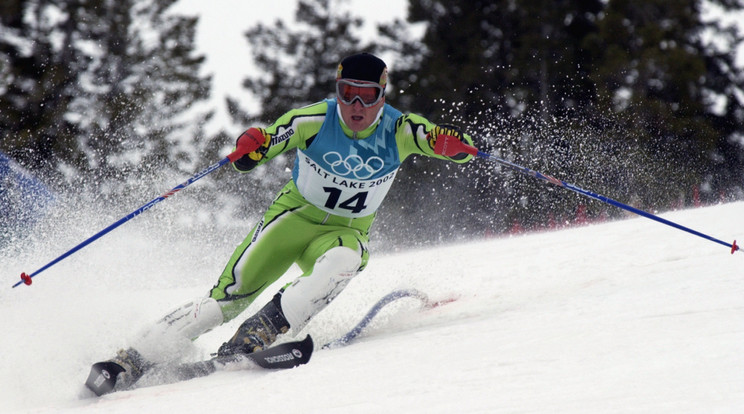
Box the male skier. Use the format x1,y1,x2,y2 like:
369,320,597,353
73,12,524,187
95,52,475,391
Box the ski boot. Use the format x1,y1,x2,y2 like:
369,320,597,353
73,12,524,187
218,293,290,356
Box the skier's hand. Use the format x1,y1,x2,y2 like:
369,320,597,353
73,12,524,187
427,124,475,158
229,128,270,169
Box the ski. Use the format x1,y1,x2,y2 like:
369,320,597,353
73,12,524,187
85,288,449,396
322,288,456,349
85,335,313,396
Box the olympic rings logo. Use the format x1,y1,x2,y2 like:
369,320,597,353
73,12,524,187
323,151,385,179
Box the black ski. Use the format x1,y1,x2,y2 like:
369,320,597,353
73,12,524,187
85,335,313,396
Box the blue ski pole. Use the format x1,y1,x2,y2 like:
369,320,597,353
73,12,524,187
434,135,740,255
13,148,248,289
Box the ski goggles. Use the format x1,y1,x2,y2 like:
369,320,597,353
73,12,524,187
335,79,385,107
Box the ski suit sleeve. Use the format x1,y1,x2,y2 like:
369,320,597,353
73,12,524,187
233,101,329,173
394,113,474,163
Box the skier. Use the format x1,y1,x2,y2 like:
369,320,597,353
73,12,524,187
102,52,475,389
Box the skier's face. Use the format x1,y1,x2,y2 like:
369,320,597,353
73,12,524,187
338,97,385,132
336,79,385,132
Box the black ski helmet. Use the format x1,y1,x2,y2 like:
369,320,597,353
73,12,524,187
336,53,388,89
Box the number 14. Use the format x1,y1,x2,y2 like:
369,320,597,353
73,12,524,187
323,187,368,214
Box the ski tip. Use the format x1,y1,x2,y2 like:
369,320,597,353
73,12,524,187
296,334,314,354
425,294,459,309
301,335,314,363
288,335,314,366
304,334,314,347
732,239,739,255
249,335,314,369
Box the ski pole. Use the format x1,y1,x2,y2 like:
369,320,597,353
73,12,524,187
12,149,248,289
433,135,740,255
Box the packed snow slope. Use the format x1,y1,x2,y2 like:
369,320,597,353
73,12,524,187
2,201,743,413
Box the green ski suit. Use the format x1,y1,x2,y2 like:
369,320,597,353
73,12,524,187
209,98,473,323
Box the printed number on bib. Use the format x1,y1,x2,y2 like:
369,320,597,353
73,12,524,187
323,187,368,214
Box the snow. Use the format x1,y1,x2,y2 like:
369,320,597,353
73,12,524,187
2,198,743,413
3,1,743,411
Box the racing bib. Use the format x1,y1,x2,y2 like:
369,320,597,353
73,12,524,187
292,100,402,218
295,150,398,217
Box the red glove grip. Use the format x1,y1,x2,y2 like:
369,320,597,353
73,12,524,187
434,134,478,157
228,128,267,162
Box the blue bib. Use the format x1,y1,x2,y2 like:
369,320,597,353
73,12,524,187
292,99,402,217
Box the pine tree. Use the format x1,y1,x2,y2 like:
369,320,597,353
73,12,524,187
228,0,370,125
375,0,614,238
0,0,212,192
0,0,84,175
379,0,744,235
67,0,212,187
589,0,744,203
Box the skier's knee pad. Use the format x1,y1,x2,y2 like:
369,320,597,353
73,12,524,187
133,297,224,363
280,246,362,331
